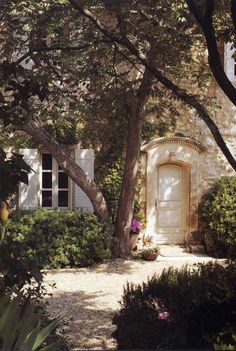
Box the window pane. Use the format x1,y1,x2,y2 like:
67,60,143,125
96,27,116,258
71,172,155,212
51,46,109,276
58,172,68,188
58,191,68,207
42,154,52,170
42,172,52,188
42,191,52,207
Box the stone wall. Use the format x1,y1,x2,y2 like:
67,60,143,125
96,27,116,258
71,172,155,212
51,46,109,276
175,82,236,199
139,82,236,243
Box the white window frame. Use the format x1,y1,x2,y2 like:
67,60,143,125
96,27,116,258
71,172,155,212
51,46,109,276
224,42,236,82
40,153,72,209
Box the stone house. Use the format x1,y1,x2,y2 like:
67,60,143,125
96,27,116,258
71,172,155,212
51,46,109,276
18,44,235,245
139,43,236,244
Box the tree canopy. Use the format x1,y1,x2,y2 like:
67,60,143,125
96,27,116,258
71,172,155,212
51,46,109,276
0,0,235,255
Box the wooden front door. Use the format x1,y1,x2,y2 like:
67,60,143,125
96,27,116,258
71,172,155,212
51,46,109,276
156,164,187,243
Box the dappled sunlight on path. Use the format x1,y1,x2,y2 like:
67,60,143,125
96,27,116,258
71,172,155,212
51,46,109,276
46,291,116,350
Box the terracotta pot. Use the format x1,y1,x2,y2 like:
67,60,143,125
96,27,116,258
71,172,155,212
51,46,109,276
129,233,139,250
142,252,158,261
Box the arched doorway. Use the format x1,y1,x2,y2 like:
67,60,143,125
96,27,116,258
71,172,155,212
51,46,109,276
156,163,189,243
141,136,207,244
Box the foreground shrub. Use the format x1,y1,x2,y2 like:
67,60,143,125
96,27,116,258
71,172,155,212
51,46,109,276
0,225,69,350
198,176,236,257
0,235,43,289
112,262,236,350
5,210,113,269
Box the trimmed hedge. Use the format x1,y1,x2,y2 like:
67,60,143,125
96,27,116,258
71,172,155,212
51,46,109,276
112,262,236,350
199,176,236,257
4,210,113,269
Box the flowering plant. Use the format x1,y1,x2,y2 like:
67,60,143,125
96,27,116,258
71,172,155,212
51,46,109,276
130,219,141,234
140,245,160,261
143,234,154,246
158,311,170,320
142,246,160,254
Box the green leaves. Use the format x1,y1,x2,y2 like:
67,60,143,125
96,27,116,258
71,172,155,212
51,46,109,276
113,262,236,349
0,291,59,351
5,209,113,269
199,176,236,258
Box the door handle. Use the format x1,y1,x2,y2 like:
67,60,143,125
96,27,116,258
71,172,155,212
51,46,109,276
155,199,157,208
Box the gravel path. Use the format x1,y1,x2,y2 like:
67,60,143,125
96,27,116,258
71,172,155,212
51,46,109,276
44,248,223,350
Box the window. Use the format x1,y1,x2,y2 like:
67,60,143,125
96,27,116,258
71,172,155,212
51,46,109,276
234,55,236,77
41,153,70,208
224,42,236,82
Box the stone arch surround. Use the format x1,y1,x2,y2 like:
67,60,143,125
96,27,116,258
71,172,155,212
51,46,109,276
141,137,207,243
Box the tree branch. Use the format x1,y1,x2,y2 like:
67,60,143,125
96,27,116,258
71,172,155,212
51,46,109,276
186,0,204,23
231,0,236,32
114,44,144,76
14,40,112,66
69,0,236,171
40,52,63,83
186,0,214,22
19,119,110,220
204,0,214,20
187,0,236,108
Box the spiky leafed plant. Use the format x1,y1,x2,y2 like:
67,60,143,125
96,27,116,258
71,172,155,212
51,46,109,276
0,291,60,351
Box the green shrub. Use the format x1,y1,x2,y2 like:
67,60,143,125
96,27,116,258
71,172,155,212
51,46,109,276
5,210,113,269
198,176,236,257
112,262,236,350
0,235,43,290
0,209,43,290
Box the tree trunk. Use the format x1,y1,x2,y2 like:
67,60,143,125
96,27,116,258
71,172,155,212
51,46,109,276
114,68,154,257
114,114,143,257
21,121,110,221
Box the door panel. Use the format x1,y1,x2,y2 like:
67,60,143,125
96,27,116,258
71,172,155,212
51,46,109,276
159,166,181,201
159,208,182,227
157,165,186,243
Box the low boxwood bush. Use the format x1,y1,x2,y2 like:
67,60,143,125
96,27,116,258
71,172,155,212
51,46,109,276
4,210,113,269
112,262,236,350
198,176,236,258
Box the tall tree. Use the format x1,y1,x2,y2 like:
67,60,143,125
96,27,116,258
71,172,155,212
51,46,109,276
67,0,236,255
69,0,236,171
1,0,235,256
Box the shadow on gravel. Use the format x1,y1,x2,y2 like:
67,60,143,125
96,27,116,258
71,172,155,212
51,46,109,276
92,257,144,274
46,257,145,276
46,290,117,350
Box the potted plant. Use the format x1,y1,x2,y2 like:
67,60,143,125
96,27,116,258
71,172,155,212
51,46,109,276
129,219,141,250
143,234,154,247
141,245,160,261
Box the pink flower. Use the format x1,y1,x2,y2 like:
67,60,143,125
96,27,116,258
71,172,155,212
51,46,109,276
130,219,141,233
158,311,170,320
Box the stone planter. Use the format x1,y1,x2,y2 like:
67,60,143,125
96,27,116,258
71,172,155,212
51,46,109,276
129,233,139,251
